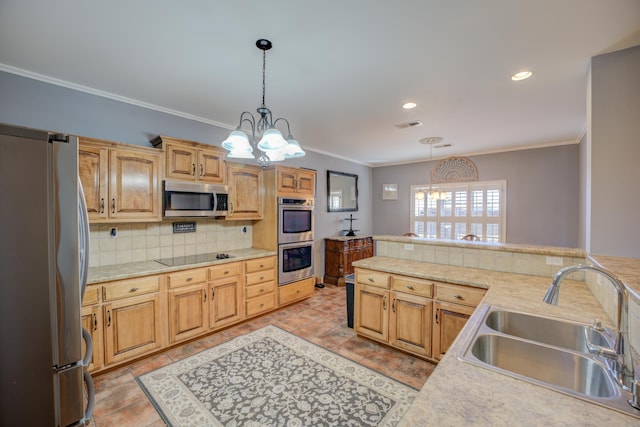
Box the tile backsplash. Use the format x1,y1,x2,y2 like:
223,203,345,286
88,219,253,267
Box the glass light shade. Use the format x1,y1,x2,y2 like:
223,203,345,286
227,147,254,159
266,149,285,162
221,129,250,151
257,127,287,151
416,191,425,201
282,139,305,159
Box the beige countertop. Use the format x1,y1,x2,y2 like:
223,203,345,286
353,256,640,425
87,248,276,284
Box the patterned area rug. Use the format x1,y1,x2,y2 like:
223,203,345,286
137,325,417,426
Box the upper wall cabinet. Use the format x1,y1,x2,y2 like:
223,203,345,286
226,162,263,220
276,166,316,197
79,138,162,223
150,136,226,184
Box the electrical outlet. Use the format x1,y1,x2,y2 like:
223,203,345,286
110,227,118,238
404,244,414,251
546,256,563,266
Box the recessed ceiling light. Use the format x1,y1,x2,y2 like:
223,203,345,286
511,70,533,81
402,102,417,109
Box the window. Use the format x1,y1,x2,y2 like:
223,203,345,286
410,181,506,242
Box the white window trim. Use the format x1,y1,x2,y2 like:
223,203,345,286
409,180,507,242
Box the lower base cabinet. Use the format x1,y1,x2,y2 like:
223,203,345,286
354,267,485,362
86,255,318,374
279,277,315,306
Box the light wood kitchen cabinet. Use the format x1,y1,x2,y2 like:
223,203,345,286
244,257,277,317
102,275,164,365
167,268,210,344
150,135,226,184
432,283,486,360
226,162,263,220
354,267,482,361
324,237,373,286
279,277,315,306
81,286,103,373
276,166,315,197
208,263,243,329
79,138,162,223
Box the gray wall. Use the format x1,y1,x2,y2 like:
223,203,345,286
372,144,581,248
0,71,374,279
588,45,640,257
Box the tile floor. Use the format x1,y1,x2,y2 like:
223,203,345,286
88,284,437,427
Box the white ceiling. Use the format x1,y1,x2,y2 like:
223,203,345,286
1,1,639,166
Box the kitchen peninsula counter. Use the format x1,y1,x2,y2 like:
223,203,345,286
87,247,276,284
353,256,639,425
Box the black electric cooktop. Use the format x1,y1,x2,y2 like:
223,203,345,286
156,252,234,267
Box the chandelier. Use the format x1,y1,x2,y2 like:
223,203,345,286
220,39,305,167
418,137,447,201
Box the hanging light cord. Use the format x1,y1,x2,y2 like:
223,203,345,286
261,48,267,109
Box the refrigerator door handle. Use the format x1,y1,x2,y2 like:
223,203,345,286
78,179,90,301
81,327,93,368
82,371,95,423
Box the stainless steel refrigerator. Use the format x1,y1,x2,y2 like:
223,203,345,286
0,123,94,426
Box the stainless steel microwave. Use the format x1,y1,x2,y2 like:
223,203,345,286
163,180,228,218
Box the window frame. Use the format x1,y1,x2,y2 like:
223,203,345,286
409,180,507,242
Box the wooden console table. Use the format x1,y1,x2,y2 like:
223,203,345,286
324,236,373,286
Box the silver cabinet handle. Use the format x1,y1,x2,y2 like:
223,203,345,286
129,287,139,292
455,294,464,300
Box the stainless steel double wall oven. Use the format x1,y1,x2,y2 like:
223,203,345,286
277,197,314,285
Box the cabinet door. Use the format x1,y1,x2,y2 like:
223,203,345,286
166,143,198,181
276,168,298,194
168,284,208,344
432,301,475,360
81,305,103,373
103,293,162,365
295,169,316,196
354,284,389,342
227,163,263,220
389,291,432,357
109,149,161,221
210,277,243,329
78,144,108,221
198,148,225,183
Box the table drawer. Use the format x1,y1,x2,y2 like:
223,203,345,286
245,257,275,274
245,281,276,299
209,262,241,281
166,268,208,289
103,276,160,301
391,276,433,298
245,269,275,286
435,284,485,307
246,293,275,317
355,269,390,289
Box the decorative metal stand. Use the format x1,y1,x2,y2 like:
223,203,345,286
343,214,359,236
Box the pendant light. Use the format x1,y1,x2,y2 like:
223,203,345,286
420,137,447,200
221,39,305,167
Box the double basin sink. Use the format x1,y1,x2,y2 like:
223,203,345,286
459,306,640,418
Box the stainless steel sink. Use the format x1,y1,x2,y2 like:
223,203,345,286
470,334,616,398
459,306,640,418
484,309,613,353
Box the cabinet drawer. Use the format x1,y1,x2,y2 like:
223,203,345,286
82,286,101,306
435,284,486,307
355,269,390,289
209,262,241,281
391,276,433,298
279,278,314,305
166,268,208,289
245,281,276,299
103,276,160,301
245,269,275,286
246,293,275,317
245,257,275,274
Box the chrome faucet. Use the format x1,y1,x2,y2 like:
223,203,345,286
543,264,636,393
